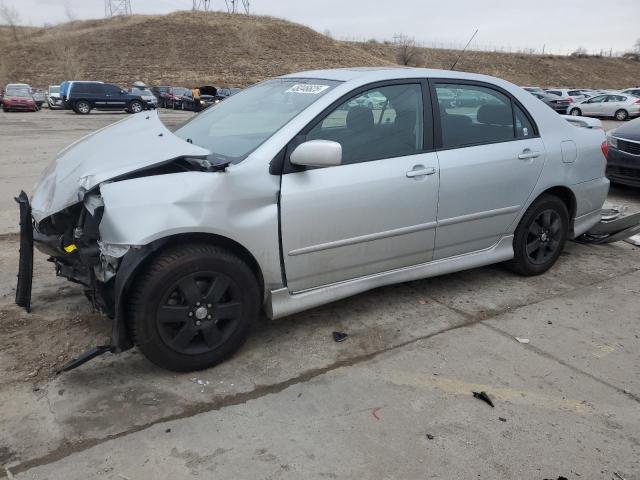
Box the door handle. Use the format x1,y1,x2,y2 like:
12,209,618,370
518,149,541,160
406,166,436,178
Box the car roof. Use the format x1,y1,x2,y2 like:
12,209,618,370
279,67,514,86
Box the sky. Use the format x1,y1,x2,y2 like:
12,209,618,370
2,0,639,55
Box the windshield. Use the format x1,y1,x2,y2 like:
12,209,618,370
132,88,153,96
49,86,60,93
8,90,31,97
174,78,340,163
172,87,190,96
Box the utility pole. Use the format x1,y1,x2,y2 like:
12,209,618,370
104,0,132,17
225,0,250,14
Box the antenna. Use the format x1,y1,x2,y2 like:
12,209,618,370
225,0,250,13
450,29,478,70
104,0,132,17
192,0,213,11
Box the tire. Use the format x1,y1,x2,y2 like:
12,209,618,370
508,194,569,276
615,109,628,121
74,100,91,114
128,100,143,114
569,108,581,116
128,243,260,371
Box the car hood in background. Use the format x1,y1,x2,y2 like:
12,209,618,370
30,110,210,222
612,116,640,142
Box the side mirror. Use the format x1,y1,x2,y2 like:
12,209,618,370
290,140,342,168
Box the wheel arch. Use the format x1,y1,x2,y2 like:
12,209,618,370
534,185,577,235
110,232,265,352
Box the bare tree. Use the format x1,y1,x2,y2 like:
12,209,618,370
634,38,640,54
49,41,82,78
0,1,21,42
64,1,77,22
393,34,422,66
570,46,588,58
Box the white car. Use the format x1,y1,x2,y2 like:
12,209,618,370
568,94,640,121
47,85,63,109
544,88,588,104
621,87,640,97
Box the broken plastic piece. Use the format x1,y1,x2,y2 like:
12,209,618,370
332,331,348,342
472,391,495,407
426,433,435,440
625,234,640,247
56,345,112,373
515,337,530,344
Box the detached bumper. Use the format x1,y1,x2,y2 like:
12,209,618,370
15,192,34,312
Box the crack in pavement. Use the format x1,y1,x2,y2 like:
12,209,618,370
6,264,640,476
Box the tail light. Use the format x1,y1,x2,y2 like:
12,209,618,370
567,97,574,103
634,99,640,104
601,140,609,160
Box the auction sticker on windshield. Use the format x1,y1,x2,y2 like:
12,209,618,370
286,84,331,94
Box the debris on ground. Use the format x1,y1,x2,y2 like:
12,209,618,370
515,337,530,344
613,473,626,480
419,299,429,305
625,234,640,246
371,407,382,420
426,433,435,440
472,391,495,408
543,477,568,480
332,331,348,342
498,417,507,422
165,428,171,433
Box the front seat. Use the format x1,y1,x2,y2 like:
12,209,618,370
342,106,376,163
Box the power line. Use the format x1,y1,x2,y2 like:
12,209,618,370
105,0,132,17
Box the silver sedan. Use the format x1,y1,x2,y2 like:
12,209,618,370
22,68,610,371
569,94,640,120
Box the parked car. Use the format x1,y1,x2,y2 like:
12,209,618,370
60,80,104,107
530,91,571,114
621,88,640,97
5,82,31,93
544,88,588,104
163,87,191,109
130,87,158,109
2,89,38,112
47,85,63,109
568,94,640,121
215,87,241,102
151,86,171,107
606,117,640,186
66,82,147,114
20,68,610,372
30,88,45,108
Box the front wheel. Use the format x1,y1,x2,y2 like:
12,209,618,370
569,108,581,116
508,194,569,276
615,109,628,121
128,244,260,371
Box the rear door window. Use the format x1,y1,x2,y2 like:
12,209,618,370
435,83,516,148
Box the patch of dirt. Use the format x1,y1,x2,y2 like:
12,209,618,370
0,236,110,386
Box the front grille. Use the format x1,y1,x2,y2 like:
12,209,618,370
618,139,640,156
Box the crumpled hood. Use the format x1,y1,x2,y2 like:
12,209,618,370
30,110,210,223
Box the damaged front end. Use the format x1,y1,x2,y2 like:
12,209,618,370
15,111,214,370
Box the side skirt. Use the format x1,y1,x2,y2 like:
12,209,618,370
266,235,514,319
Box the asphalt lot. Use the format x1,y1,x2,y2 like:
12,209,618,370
0,108,639,479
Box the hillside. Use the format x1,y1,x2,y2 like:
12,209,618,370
1,12,639,89
0,12,390,88
352,41,640,89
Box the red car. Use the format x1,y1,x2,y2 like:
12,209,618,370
2,90,38,112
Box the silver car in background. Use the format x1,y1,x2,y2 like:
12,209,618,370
18,68,610,372
130,87,158,109
569,93,640,120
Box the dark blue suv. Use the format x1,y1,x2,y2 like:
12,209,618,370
66,82,147,114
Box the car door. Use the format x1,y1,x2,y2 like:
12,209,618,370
581,95,606,115
280,81,440,292
604,95,626,117
432,81,546,259
103,84,126,109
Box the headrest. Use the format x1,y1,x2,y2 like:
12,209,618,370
477,104,512,126
346,106,374,132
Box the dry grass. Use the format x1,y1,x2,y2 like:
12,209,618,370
353,41,640,89
1,12,639,89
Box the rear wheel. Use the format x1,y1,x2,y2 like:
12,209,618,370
508,194,569,276
569,108,581,116
127,100,143,114
74,100,91,114
615,109,628,121
128,244,260,371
